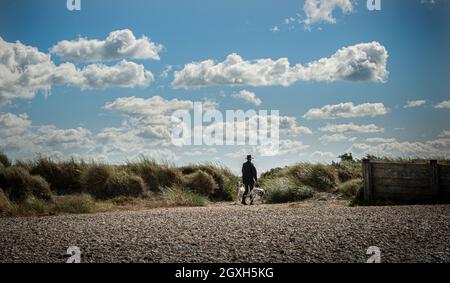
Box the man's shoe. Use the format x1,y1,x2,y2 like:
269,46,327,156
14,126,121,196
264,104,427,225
241,199,247,205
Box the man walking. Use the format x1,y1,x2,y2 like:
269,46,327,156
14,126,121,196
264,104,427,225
241,155,257,205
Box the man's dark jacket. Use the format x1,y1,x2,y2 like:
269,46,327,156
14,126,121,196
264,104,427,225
242,161,257,185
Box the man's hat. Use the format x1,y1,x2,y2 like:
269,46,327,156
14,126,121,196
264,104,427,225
246,155,253,160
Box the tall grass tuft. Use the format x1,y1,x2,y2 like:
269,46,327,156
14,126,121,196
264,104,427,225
161,186,208,207
180,163,238,201
126,158,183,191
29,157,85,195
263,177,316,204
105,171,147,198
338,178,363,198
288,163,338,191
10,196,50,216
0,166,30,201
0,152,11,167
0,166,52,201
28,175,53,201
332,161,362,182
0,189,12,213
53,194,96,214
183,170,216,196
80,164,113,199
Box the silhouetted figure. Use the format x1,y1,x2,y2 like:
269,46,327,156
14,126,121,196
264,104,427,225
241,155,257,205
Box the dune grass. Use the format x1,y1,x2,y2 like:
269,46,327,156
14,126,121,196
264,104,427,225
338,178,363,198
2,150,448,216
0,166,53,202
0,152,230,217
260,159,363,203
161,186,209,207
0,152,11,167
52,194,96,214
262,177,316,204
287,163,338,192
180,163,238,201
0,189,12,213
28,157,85,195
126,157,184,192
183,170,217,196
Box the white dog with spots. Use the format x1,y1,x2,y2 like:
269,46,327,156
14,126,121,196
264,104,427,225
237,183,266,205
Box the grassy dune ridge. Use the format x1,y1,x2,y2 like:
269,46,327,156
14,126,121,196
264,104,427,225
0,152,237,216
259,160,363,204
1,151,448,216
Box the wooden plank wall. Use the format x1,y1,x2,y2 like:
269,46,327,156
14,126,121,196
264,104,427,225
362,159,450,202
441,166,450,197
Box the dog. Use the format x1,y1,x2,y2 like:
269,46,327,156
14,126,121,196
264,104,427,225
237,183,266,205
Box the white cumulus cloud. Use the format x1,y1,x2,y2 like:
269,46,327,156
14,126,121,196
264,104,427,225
319,123,384,133
279,116,313,136
303,0,353,27
404,100,427,108
0,112,95,159
171,42,388,89
303,102,389,120
0,37,56,102
60,60,154,90
435,100,450,109
439,130,450,138
0,113,32,136
365,137,397,143
319,133,356,143
311,151,336,158
0,37,154,103
103,95,201,149
349,139,450,159
104,95,193,116
50,29,163,62
233,90,262,106
270,26,280,33
256,139,310,157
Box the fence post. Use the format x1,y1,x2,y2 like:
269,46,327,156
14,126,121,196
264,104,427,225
430,160,440,198
362,159,373,201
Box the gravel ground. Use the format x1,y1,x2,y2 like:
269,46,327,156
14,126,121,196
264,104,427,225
1,203,450,263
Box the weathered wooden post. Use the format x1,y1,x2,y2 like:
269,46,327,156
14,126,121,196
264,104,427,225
362,159,373,201
430,160,440,199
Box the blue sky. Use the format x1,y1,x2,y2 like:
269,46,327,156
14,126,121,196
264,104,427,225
1,0,449,173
